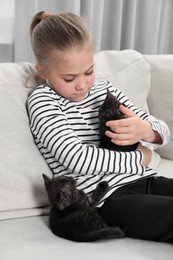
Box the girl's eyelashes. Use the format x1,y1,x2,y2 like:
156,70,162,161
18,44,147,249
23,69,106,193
62,75,75,82
85,69,94,76
63,78,74,83
62,68,94,83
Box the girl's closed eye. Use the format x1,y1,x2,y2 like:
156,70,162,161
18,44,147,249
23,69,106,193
63,71,93,83
63,77,75,83
85,65,94,76
85,69,94,76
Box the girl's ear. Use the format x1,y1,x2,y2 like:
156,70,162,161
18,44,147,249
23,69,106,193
35,64,46,79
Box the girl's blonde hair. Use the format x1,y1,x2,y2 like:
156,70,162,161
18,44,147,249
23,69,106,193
30,11,94,68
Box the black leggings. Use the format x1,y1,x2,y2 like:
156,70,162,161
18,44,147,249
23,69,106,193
98,176,173,242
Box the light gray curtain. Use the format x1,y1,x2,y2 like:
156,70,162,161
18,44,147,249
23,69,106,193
13,0,173,62
0,0,15,62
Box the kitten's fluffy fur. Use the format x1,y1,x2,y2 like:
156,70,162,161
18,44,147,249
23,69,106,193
43,174,124,242
99,89,138,151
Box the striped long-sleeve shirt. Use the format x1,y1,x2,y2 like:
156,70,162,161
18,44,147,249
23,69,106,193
28,81,170,206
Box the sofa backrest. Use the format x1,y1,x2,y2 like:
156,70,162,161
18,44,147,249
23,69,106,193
0,62,52,220
95,50,150,112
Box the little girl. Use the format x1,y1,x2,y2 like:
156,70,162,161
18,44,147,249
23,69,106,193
28,11,173,242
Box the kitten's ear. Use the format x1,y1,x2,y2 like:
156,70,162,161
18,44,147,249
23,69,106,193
107,89,117,101
107,89,112,98
42,174,52,190
107,88,120,106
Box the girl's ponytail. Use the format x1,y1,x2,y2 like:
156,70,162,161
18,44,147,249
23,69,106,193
30,11,49,36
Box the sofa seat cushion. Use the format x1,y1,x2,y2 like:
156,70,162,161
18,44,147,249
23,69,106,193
0,216,173,260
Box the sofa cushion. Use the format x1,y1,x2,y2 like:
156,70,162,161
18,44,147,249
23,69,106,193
157,158,173,178
95,50,151,112
1,215,173,260
145,55,173,160
0,62,52,220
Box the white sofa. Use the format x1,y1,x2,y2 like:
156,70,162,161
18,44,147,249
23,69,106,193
0,50,173,260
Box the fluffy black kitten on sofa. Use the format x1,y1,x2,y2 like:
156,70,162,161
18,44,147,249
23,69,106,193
42,174,125,242
99,89,138,151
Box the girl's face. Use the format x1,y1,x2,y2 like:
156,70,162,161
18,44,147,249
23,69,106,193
37,47,95,102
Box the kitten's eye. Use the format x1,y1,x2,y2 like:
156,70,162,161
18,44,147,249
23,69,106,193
60,192,68,202
62,197,68,203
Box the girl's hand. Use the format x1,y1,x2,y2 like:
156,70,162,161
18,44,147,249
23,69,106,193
105,105,162,146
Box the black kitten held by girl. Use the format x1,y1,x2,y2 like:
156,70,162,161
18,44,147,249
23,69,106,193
28,11,173,243
99,89,138,151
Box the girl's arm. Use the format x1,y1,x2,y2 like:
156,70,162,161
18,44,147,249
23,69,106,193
105,104,169,146
106,87,170,166
106,87,170,145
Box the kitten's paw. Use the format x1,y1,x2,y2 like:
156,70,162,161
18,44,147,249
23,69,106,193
108,226,125,239
98,181,109,190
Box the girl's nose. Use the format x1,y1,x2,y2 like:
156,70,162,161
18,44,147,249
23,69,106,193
75,77,86,90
